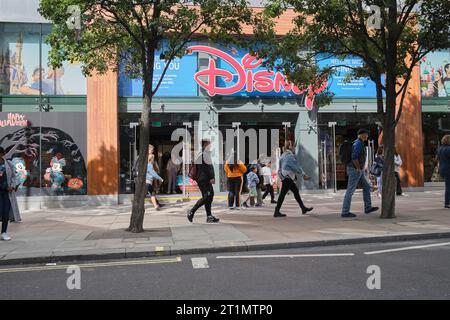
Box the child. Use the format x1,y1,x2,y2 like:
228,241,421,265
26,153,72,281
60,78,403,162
262,162,277,204
242,166,259,208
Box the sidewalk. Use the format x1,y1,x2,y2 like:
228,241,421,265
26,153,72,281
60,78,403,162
1,190,450,265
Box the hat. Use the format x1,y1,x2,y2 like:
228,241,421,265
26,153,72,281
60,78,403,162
357,128,369,135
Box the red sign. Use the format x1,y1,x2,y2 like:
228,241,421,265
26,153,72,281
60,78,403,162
188,45,327,110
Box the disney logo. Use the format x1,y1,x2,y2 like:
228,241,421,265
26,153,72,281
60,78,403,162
188,45,327,110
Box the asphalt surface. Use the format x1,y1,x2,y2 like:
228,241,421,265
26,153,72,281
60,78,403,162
0,239,449,300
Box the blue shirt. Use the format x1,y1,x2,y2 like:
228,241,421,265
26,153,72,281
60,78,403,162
247,171,259,188
146,163,163,184
351,139,364,161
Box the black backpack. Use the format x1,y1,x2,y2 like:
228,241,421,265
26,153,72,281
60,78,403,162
339,140,353,165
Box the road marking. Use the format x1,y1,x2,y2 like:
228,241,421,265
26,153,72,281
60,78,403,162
191,257,209,269
216,253,355,259
0,256,182,274
364,242,450,255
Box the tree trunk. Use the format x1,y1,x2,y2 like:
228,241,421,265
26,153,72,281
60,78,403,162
380,37,397,219
128,58,155,233
380,106,396,219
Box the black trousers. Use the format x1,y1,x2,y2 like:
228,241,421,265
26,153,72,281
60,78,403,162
191,181,214,216
395,172,403,195
262,184,275,201
227,177,242,207
275,178,306,213
445,175,450,207
0,192,11,234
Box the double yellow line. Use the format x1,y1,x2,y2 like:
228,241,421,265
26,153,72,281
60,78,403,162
0,256,182,274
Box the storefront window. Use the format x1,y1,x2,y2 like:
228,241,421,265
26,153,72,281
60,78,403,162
0,22,87,196
422,113,449,182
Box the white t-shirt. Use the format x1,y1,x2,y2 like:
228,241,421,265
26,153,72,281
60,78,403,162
261,166,273,185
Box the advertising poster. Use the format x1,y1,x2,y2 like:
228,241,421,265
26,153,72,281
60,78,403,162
118,51,199,97
317,55,378,97
0,30,86,96
420,50,450,98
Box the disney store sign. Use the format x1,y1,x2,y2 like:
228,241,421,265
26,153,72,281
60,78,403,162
188,45,327,110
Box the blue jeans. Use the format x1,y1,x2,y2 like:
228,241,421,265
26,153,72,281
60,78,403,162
342,166,372,215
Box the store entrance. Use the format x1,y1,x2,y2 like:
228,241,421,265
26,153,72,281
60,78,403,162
119,113,199,194
318,113,381,190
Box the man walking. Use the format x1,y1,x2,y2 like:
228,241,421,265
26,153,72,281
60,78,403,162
341,129,379,218
187,139,219,223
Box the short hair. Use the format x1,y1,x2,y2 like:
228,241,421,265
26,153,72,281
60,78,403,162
445,64,450,71
250,165,258,171
33,68,43,77
442,135,450,145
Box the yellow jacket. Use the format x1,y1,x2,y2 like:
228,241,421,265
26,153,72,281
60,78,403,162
224,161,247,178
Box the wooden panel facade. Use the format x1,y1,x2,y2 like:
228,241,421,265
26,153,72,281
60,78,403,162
396,64,424,187
87,70,119,195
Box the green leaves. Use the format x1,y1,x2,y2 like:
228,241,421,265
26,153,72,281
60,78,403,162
39,0,254,84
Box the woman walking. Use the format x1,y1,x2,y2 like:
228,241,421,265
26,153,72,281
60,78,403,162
146,153,164,211
274,141,313,217
374,147,384,198
438,135,450,208
224,153,247,210
0,147,17,241
394,148,403,196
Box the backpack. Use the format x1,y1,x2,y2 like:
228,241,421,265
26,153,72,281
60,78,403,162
339,140,353,165
188,164,199,181
370,162,382,177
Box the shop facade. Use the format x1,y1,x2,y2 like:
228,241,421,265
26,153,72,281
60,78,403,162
1,0,449,208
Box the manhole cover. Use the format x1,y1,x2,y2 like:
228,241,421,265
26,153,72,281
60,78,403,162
85,228,172,240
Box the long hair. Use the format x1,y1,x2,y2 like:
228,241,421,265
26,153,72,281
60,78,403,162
442,135,450,146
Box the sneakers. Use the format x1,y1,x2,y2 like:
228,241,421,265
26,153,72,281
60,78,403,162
365,207,379,214
271,200,278,204
1,233,11,241
274,212,287,218
302,207,313,215
187,209,194,223
206,216,220,223
255,203,263,207
242,202,249,208
341,213,357,218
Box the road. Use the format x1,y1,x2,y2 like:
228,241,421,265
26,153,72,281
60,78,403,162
0,239,449,300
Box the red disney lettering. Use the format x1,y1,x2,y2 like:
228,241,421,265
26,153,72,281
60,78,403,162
188,45,327,110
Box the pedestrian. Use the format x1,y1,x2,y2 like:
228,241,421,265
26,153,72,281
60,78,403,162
146,153,164,211
394,148,403,196
187,139,220,223
341,129,379,218
166,157,179,194
262,161,277,203
374,147,384,198
0,147,17,241
274,140,313,218
438,135,450,209
224,153,247,210
242,165,259,208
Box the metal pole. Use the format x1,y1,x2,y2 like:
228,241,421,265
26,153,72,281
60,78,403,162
328,122,337,193
323,140,327,189
332,123,337,193
232,122,241,162
182,122,192,200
